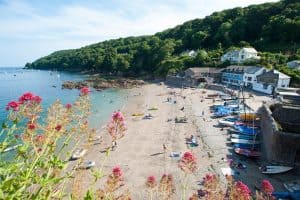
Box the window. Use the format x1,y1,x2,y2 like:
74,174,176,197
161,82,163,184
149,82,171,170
247,77,252,81
282,85,285,87
263,84,268,89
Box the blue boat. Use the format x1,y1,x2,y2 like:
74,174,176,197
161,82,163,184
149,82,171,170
233,124,260,135
233,143,260,149
272,192,300,200
231,133,256,140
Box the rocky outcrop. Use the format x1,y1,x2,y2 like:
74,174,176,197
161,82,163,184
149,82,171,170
62,77,145,90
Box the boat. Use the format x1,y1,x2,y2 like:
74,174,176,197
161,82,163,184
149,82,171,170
143,114,153,120
239,112,258,121
148,107,158,111
71,148,87,160
272,192,300,200
260,165,293,174
2,144,22,153
233,124,260,135
132,113,144,117
234,147,261,158
231,133,255,140
284,180,300,193
233,143,260,149
231,138,260,145
86,161,95,169
170,152,182,158
218,117,237,127
175,117,187,123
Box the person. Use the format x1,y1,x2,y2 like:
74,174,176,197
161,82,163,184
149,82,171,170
163,144,167,153
202,111,205,116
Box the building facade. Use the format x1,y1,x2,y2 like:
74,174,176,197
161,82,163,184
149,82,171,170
221,47,260,63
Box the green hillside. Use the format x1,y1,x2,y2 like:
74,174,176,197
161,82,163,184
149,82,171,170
26,0,300,78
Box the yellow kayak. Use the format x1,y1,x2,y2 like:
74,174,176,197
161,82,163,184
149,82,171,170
132,113,144,117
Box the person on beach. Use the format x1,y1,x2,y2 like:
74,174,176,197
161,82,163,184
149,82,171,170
163,144,167,153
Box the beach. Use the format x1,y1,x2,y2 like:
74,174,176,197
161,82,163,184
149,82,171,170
71,82,294,199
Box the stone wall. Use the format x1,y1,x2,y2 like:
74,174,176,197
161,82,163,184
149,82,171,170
259,104,300,165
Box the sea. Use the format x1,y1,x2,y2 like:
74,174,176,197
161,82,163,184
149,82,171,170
0,67,128,132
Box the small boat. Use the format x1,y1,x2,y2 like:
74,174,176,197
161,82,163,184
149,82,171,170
175,117,187,123
284,180,300,193
233,143,260,149
231,133,256,140
260,165,293,174
239,113,258,121
218,119,235,127
86,161,95,169
148,107,158,111
170,152,182,158
233,124,260,135
234,147,261,158
231,138,260,145
71,148,87,160
272,192,300,200
2,144,22,153
132,113,144,117
143,114,153,120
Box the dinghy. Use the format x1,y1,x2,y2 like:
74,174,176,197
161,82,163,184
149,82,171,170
132,113,144,117
260,165,293,174
239,113,258,121
233,143,260,149
231,138,260,145
284,180,300,193
2,144,22,153
234,148,261,158
230,133,255,140
218,119,235,127
86,161,95,169
71,148,87,160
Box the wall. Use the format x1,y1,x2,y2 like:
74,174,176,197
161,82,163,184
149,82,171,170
253,82,273,94
277,78,290,88
259,104,300,165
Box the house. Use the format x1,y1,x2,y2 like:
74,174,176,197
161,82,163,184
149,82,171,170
166,67,222,87
287,60,300,70
221,65,263,86
221,47,260,63
243,66,265,88
184,67,222,84
252,69,291,94
181,50,197,57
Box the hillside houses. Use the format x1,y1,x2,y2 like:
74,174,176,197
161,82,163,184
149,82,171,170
287,60,300,70
221,47,260,64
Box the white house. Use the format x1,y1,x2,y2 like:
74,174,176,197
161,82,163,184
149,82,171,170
252,69,291,94
221,47,260,63
243,66,265,88
181,50,197,57
287,60,300,70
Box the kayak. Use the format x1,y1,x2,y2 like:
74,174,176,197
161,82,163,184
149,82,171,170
234,147,261,158
231,138,260,145
260,165,293,174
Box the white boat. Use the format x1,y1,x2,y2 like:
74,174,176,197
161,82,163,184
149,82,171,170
231,138,260,145
261,166,293,174
86,161,95,169
218,119,235,127
284,180,300,192
3,144,22,153
71,148,87,160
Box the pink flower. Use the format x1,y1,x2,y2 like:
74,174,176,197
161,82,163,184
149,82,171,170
146,175,157,188
112,111,124,121
112,166,123,178
178,151,197,173
80,87,90,95
235,181,251,199
203,173,216,186
262,179,274,195
6,101,19,111
35,134,44,142
19,92,34,103
55,125,62,132
65,103,72,109
27,123,36,130
32,95,42,103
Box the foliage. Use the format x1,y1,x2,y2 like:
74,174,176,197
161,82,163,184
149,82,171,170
26,0,299,79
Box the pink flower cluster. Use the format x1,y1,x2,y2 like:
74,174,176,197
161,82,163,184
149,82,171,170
6,92,42,111
107,111,127,141
112,166,123,179
146,175,157,188
178,151,197,173
261,179,274,195
235,181,251,199
80,87,90,96
203,173,216,186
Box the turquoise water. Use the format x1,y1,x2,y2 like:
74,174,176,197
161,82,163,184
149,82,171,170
0,67,127,131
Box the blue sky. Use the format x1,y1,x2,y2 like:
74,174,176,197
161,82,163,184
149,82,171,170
0,0,278,66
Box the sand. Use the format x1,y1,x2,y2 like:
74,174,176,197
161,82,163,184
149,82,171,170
69,83,298,199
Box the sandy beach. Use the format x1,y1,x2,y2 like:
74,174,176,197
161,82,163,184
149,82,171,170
70,82,297,199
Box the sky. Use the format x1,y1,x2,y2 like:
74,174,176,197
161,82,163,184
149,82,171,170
0,0,278,66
